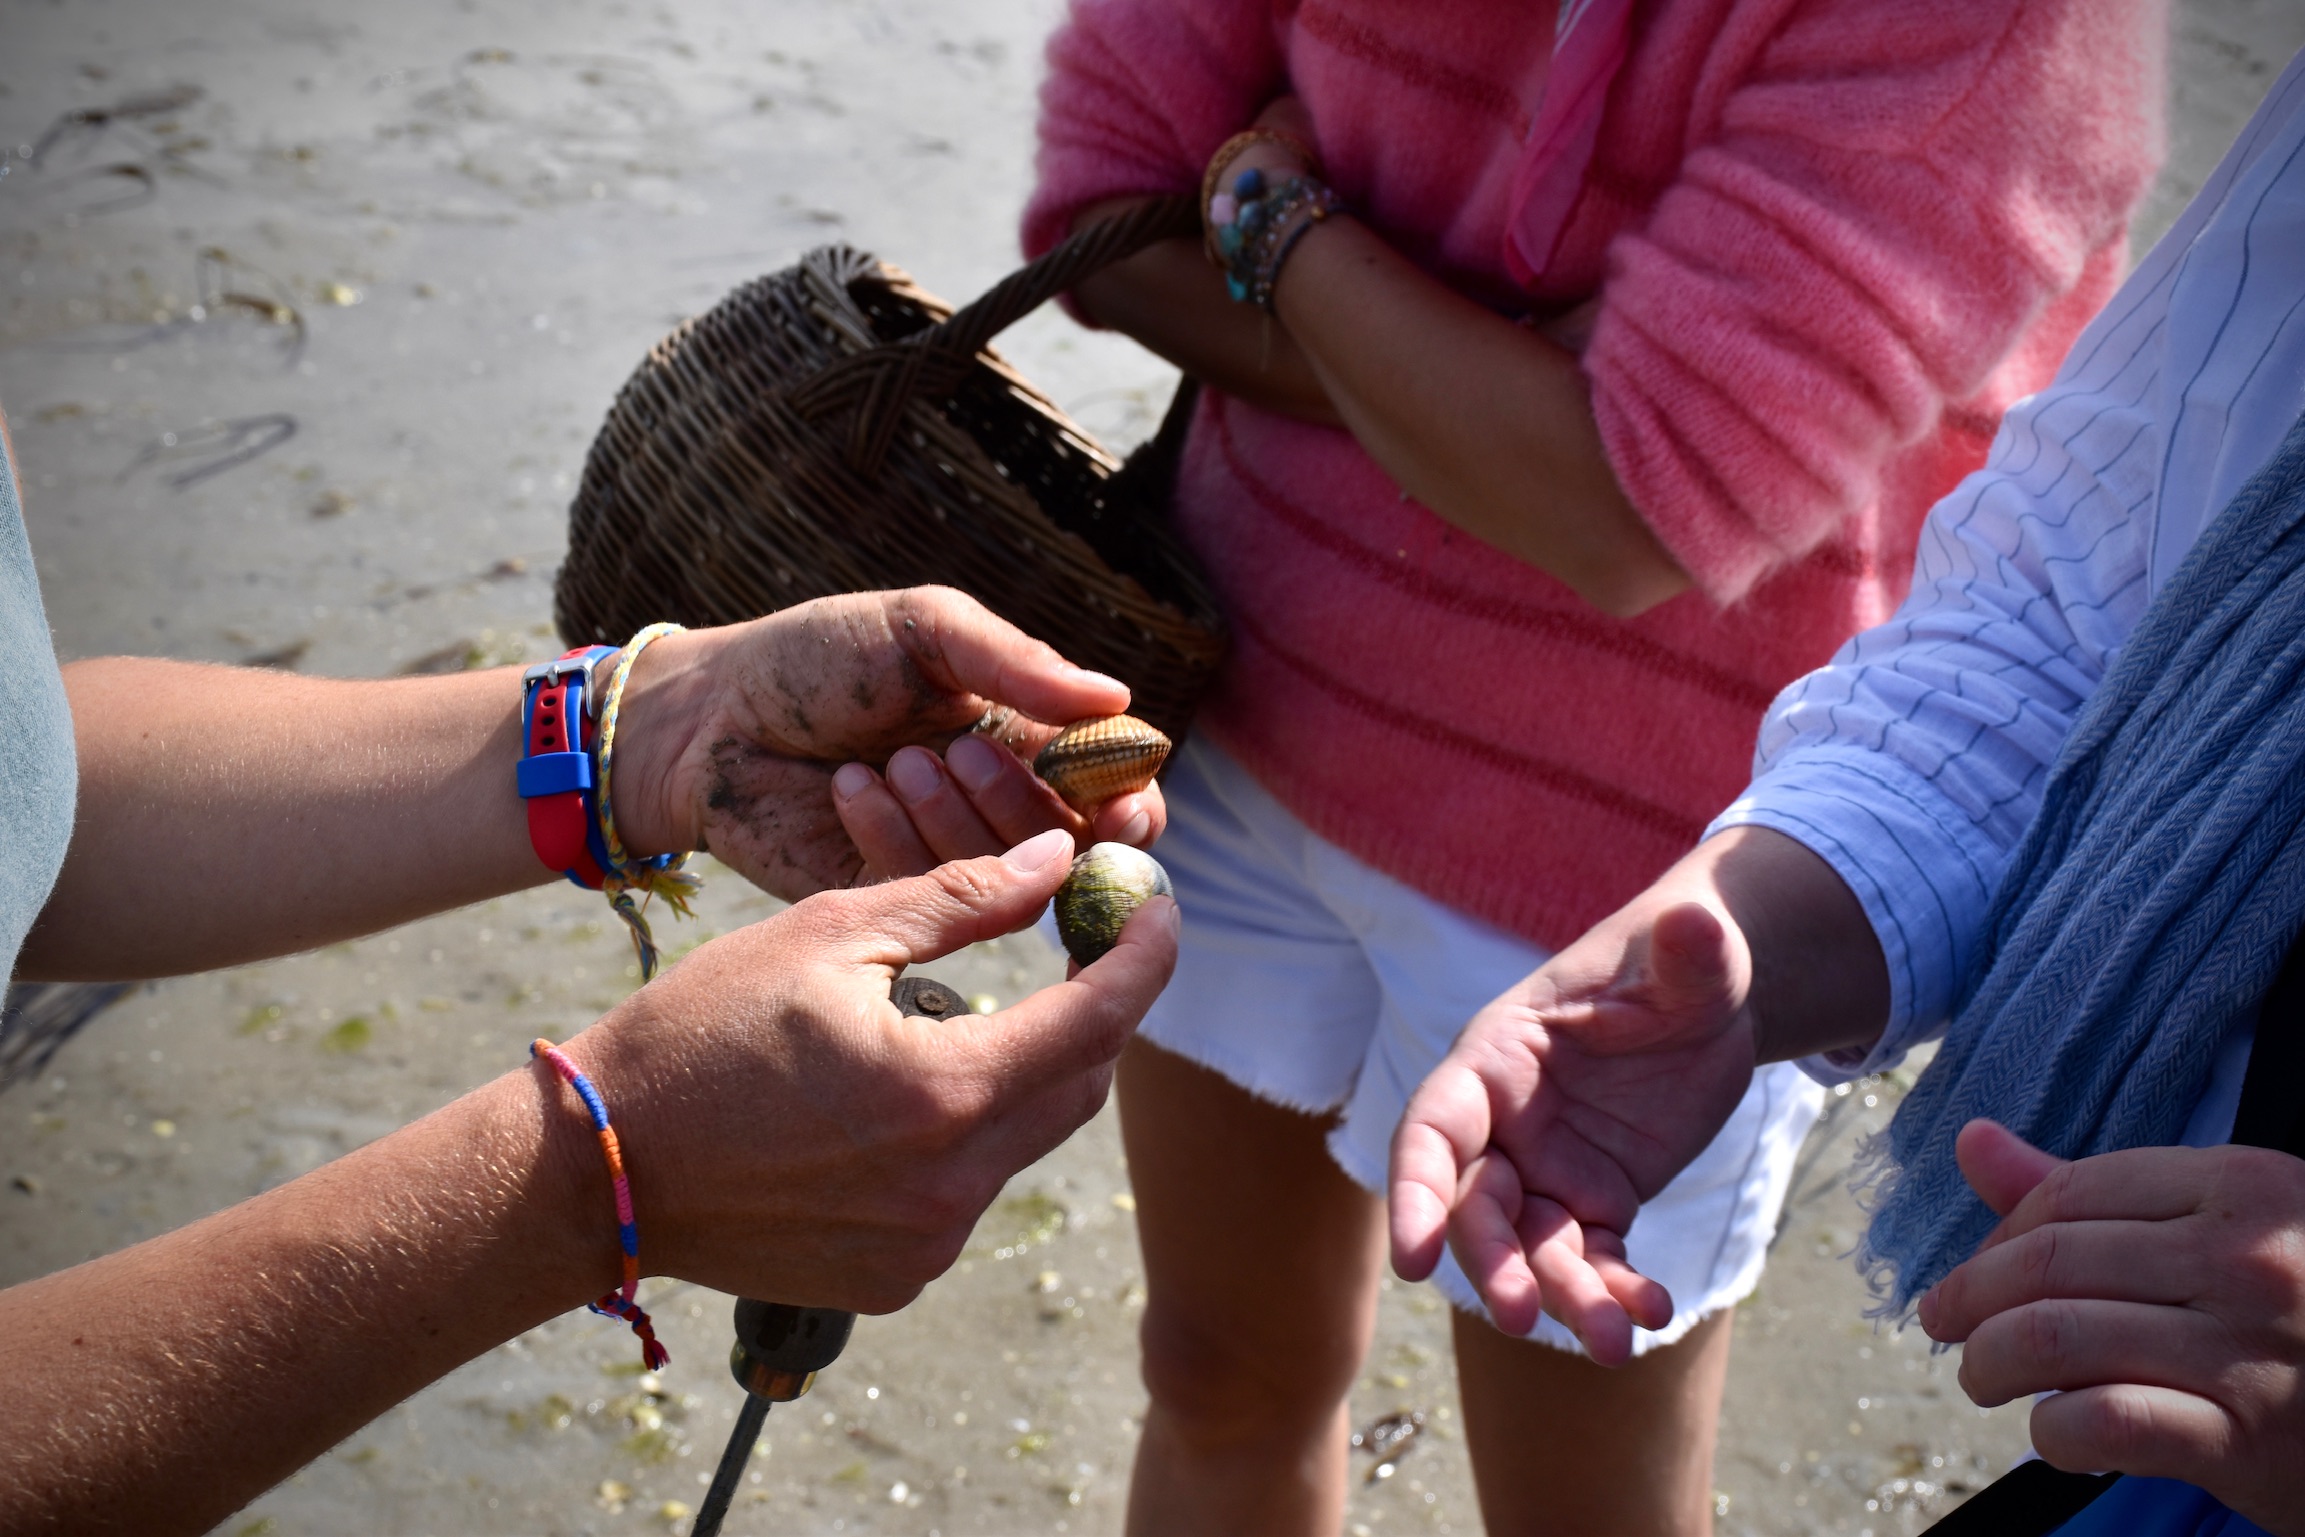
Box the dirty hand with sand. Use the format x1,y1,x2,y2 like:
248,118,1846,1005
22,584,1162,981
2,839,1177,1536
0,556,1181,1534
613,585,1168,896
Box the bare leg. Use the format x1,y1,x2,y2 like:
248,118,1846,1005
1452,1307,1734,1536
1119,1038,1389,1537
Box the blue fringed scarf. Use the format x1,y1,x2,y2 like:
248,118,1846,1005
1860,409,2305,1313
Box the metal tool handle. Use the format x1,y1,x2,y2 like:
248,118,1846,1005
727,1297,856,1401
691,973,973,1536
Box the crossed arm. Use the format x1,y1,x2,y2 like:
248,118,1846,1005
1065,99,1687,619
3,586,1180,1534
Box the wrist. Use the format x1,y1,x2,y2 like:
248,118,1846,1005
1206,167,1346,312
493,1056,631,1311
1265,203,1352,320
1199,128,1320,238
548,1000,698,1284
1688,827,1889,1064
1225,143,1308,185
600,626,721,859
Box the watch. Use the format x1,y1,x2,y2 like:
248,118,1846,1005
517,645,620,888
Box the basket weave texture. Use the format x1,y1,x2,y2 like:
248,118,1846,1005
556,198,1224,745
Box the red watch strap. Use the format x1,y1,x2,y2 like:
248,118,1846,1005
523,655,610,888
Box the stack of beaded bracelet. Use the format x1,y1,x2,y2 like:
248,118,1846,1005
1205,163,1346,312
533,1038,669,1371
1198,126,1322,250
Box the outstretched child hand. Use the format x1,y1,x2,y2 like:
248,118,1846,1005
1389,826,1889,1364
1388,900,1753,1363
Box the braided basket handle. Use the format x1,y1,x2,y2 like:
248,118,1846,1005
923,193,1201,361
795,194,1202,471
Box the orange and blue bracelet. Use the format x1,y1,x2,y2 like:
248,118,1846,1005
533,1038,669,1371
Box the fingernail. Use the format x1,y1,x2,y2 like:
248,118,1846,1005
1066,666,1127,695
1146,894,1181,937
886,747,941,802
1115,806,1151,845
1002,828,1072,872
832,762,875,800
948,733,1003,793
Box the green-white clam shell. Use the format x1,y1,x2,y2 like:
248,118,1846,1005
1052,842,1173,967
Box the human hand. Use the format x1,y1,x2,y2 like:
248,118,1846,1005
1534,295,1603,355
1388,828,1885,1363
827,723,1168,886
1918,1121,2305,1535
1389,901,1757,1363
1209,95,1320,197
606,586,1165,898
1248,95,1318,166
554,829,1179,1313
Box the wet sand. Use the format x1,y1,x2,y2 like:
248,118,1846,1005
2,3,2300,1533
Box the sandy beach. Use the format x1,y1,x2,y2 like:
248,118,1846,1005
3,3,2302,1533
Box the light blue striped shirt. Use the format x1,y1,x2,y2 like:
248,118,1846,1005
0,426,77,985
1709,48,2305,1137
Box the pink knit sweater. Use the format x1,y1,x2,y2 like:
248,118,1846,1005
1027,0,2165,948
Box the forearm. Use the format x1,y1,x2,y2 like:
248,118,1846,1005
1273,215,1684,616
22,657,544,978
0,1065,604,1535
1068,200,1341,426
1634,826,1890,1064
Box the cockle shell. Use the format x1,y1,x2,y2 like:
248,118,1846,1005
1033,714,1172,812
1053,842,1174,967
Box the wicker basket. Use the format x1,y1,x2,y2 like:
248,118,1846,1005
555,196,1224,745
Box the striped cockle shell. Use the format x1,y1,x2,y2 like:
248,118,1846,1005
1032,714,1171,812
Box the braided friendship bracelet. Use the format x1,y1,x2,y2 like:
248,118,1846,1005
593,622,703,982
533,1038,669,1371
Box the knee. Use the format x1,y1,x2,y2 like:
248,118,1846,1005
1137,1296,1363,1440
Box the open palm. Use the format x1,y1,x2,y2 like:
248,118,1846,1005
1390,903,1761,1364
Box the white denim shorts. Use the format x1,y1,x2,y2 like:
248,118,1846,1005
1130,735,1825,1356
